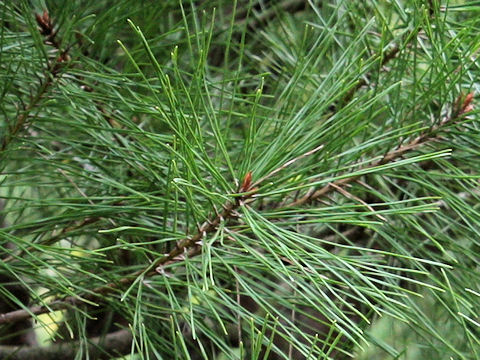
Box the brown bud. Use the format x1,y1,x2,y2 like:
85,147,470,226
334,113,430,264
240,171,252,192
461,92,474,114
35,10,53,36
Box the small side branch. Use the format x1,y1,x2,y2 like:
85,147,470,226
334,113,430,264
1,10,69,155
0,174,257,325
284,93,475,208
0,329,132,360
0,90,474,325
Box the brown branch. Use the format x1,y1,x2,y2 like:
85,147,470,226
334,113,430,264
1,9,68,155
284,93,474,209
0,6,461,329
2,10,131,263
1,91,473,325
0,329,132,360
0,175,257,325
1,75,52,154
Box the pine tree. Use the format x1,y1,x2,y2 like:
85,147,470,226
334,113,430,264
0,1,479,359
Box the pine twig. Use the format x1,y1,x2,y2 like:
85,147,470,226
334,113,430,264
0,91,473,325
1,10,68,155
0,11,472,330
0,173,257,325
284,93,475,208
0,329,132,360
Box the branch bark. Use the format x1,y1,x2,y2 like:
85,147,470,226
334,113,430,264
1,10,68,156
283,92,474,208
0,179,257,325
0,329,132,360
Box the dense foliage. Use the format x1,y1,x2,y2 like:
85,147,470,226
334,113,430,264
0,1,479,359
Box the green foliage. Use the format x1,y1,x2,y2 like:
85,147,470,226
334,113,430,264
0,0,479,359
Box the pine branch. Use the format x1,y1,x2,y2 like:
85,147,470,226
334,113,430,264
0,10,68,155
283,92,475,208
0,173,257,324
1,3,478,358
0,329,132,360
3,26,404,266
0,91,474,326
